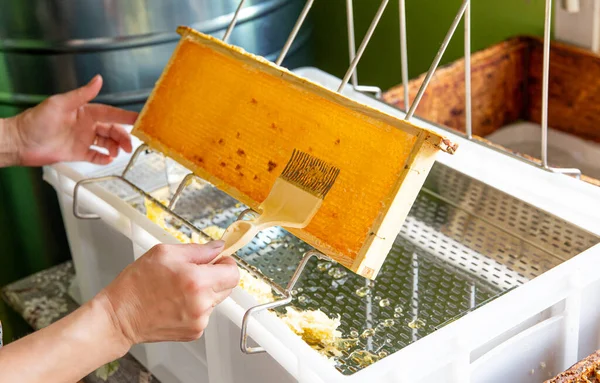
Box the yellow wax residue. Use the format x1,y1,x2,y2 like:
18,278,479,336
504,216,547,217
144,198,168,223
238,268,274,304
278,307,342,352
348,350,380,368
144,198,193,243
202,225,225,240
144,198,226,245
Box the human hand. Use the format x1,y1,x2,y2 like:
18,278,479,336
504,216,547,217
96,241,239,346
9,75,138,166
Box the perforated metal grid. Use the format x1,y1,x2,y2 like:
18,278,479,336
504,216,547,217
87,155,599,375
423,164,598,264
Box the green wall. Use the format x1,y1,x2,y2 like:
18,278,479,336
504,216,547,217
312,0,547,91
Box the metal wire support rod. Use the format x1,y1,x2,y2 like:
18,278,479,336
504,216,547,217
399,0,409,111
345,0,383,98
464,0,472,139
540,0,582,178
236,208,259,221
123,144,150,179
276,0,315,66
240,250,329,354
72,144,150,219
346,0,359,88
541,0,551,169
405,0,470,120
548,166,582,177
168,173,198,210
223,0,247,42
73,175,121,220
338,0,390,93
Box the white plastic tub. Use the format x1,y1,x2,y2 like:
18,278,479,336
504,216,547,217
44,67,600,383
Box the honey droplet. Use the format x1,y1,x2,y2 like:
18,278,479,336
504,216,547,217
360,328,375,338
408,318,426,329
298,295,307,303
317,262,331,272
335,338,359,351
394,306,403,315
374,295,381,301
378,350,388,358
328,267,347,279
382,319,395,327
379,298,391,308
350,330,359,338
348,350,380,368
355,286,370,297
297,287,304,293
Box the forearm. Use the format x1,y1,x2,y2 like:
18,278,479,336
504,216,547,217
0,295,130,383
0,117,21,167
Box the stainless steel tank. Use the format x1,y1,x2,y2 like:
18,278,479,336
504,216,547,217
0,0,314,112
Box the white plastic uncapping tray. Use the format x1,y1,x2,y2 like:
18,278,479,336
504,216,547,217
43,67,600,383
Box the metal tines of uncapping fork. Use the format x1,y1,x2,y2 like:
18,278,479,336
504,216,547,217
210,149,341,264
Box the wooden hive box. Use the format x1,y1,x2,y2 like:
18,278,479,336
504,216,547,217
132,26,456,279
383,35,600,187
544,349,600,382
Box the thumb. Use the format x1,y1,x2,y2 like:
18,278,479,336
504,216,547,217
58,75,103,110
182,241,225,265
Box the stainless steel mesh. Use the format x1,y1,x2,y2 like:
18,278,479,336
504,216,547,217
88,152,599,375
